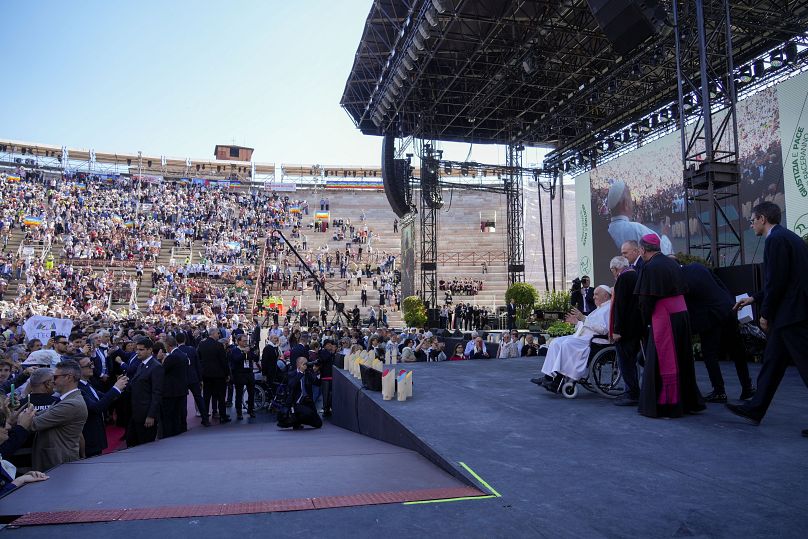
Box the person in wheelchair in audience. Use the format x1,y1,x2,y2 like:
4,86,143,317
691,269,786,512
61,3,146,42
535,285,612,392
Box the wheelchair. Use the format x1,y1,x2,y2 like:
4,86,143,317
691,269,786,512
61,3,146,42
558,335,623,399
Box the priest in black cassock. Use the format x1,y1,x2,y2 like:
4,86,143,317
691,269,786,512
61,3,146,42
634,234,705,418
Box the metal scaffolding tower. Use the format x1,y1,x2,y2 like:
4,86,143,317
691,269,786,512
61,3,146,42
674,0,745,266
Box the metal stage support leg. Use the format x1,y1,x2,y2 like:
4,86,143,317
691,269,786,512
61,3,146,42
420,144,441,310
505,144,525,285
673,0,744,266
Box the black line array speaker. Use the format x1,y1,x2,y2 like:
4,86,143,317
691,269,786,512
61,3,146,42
381,133,411,218
586,0,667,56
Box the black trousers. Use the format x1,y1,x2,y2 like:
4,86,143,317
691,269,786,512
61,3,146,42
744,320,808,420
161,396,187,438
188,381,207,424
234,374,255,415
203,377,227,419
320,379,332,413
615,337,641,398
126,418,157,447
292,402,323,429
699,317,753,394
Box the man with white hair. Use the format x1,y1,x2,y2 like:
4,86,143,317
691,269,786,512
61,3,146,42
606,181,663,253
538,285,613,392
464,331,487,357
609,255,643,406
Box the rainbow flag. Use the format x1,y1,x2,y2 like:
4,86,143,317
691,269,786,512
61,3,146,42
315,211,330,221
6,175,21,182
289,206,302,214
23,216,43,227
75,183,87,190
111,215,123,224
124,220,135,229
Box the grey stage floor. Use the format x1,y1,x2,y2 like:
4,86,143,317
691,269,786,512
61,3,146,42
0,420,471,515
2,358,806,538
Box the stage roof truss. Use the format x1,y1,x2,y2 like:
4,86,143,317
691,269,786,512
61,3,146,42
342,0,808,168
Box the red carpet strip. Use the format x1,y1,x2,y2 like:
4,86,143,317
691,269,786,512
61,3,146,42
10,486,485,526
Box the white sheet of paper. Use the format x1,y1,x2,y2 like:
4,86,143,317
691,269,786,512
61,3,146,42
736,293,754,324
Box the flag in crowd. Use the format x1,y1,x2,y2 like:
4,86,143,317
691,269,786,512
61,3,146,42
23,215,43,227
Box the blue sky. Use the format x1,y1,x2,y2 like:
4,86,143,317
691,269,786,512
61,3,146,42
2,1,546,167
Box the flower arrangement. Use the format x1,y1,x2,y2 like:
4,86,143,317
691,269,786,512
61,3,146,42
546,320,576,337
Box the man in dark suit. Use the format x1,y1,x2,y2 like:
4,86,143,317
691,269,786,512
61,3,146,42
609,256,643,406
160,334,188,437
620,240,645,272
177,332,207,427
198,328,230,423
729,202,808,434
506,299,517,330
77,357,128,457
90,331,114,391
681,261,754,402
281,357,322,429
126,337,164,447
571,276,595,315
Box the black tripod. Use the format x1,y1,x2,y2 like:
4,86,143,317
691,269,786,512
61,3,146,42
273,229,344,327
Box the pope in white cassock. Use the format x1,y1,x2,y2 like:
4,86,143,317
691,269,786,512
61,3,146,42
541,285,612,381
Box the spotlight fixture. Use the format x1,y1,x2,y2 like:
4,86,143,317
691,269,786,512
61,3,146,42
431,0,446,13
425,8,438,27
753,59,766,79
784,41,798,64
407,46,418,61
738,65,753,84
417,20,430,40
402,55,414,71
770,49,784,68
413,34,425,51
444,164,452,175
522,57,535,75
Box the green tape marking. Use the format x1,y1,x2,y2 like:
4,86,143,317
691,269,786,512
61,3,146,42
403,494,496,505
458,461,502,498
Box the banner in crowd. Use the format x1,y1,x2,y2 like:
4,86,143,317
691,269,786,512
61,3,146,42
573,172,594,279
289,206,302,214
777,70,808,234
266,182,297,192
5,175,21,182
314,211,330,221
23,216,43,227
582,85,785,282
22,315,74,343
132,174,164,183
399,214,416,299
324,179,383,190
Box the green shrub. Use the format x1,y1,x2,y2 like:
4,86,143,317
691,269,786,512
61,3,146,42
401,295,427,328
546,321,576,337
536,290,571,313
505,282,539,329
673,252,711,267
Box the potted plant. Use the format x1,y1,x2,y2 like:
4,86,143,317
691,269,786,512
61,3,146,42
401,295,427,328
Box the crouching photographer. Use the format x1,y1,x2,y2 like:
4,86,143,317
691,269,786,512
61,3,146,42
277,356,322,430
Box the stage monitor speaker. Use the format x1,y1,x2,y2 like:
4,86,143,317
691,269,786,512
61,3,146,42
586,0,667,55
382,133,411,218
426,308,441,328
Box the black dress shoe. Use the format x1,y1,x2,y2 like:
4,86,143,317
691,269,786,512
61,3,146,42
530,378,543,386
725,403,761,425
237,415,244,421
293,425,304,430
802,429,808,438
248,412,256,418
704,391,728,403
220,415,232,423
740,387,756,400
613,395,639,407
201,420,211,427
